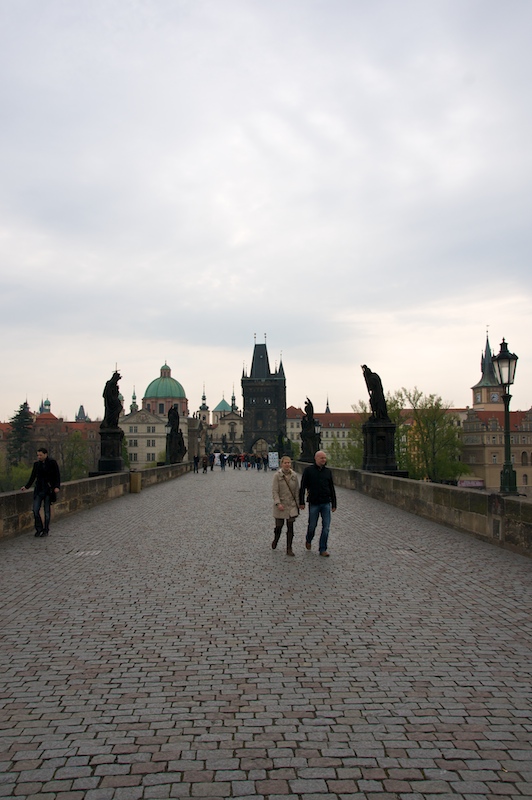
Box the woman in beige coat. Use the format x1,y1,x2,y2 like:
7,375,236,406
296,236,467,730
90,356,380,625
272,456,300,556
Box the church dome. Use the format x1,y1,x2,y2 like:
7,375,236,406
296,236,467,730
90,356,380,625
144,363,186,399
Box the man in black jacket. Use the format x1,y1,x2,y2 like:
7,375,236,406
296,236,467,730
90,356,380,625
299,450,337,557
21,447,61,537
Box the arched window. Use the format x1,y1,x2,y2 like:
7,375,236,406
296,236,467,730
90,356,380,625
523,474,528,486
521,452,529,466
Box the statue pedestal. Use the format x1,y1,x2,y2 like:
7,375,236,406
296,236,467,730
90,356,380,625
98,428,125,473
362,421,408,476
166,432,186,464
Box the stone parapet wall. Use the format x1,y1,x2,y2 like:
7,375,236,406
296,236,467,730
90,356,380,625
295,463,532,558
134,461,190,488
0,462,192,541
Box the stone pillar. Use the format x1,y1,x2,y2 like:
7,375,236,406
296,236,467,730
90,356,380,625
362,421,407,476
98,428,125,473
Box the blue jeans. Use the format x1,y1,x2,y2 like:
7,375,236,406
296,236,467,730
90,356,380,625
306,503,332,553
33,491,51,533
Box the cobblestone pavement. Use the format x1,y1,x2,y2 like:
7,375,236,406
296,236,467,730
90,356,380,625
1,467,531,800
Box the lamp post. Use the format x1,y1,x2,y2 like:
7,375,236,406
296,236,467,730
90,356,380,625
492,338,518,495
314,417,322,452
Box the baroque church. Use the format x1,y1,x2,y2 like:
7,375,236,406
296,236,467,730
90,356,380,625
120,363,189,466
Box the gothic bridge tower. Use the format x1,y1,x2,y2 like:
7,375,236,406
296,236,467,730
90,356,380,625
241,339,286,453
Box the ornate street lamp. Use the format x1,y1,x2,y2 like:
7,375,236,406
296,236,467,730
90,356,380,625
492,338,518,494
314,417,322,451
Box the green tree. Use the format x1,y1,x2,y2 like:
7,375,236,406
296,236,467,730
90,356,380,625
60,431,90,481
289,440,301,461
327,433,362,468
0,464,32,492
384,390,411,472
401,388,468,482
7,402,34,466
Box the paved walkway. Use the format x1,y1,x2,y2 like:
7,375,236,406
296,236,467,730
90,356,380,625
1,467,531,800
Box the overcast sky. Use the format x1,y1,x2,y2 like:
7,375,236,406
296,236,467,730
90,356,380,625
1,0,531,423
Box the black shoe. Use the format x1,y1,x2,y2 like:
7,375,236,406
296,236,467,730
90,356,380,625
39,531,49,537
34,531,43,537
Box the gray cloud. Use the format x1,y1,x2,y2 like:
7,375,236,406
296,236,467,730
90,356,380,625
1,0,531,420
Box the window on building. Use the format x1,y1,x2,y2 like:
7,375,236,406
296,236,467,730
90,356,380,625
521,452,529,466
147,453,155,462
524,474,528,486
159,403,164,414
130,453,138,462
129,439,138,448
492,453,497,463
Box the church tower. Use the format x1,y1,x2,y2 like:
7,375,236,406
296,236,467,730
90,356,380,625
241,337,286,453
471,334,504,410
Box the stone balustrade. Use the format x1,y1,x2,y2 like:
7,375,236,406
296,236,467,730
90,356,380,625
295,463,532,558
2,461,531,557
0,461,191,540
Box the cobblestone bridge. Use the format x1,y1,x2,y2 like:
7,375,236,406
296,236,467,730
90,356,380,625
1,467,531,799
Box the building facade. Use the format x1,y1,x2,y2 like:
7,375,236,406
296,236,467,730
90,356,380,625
457,335,531,494
286,405,363,455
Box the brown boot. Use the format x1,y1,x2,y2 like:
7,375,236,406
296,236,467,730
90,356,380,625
286,528,295,556
272,524,282,549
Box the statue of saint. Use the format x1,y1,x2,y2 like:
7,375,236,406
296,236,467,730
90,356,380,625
168,404,179,434
300,397,321,461
362,365,390,421
166,404,187,462
101,371,123,429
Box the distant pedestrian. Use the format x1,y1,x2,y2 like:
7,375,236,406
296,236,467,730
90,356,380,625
299,450,337,557
272,456,300,556
202,455,208,473
21,447,61,537
209,453,215,471
193,455,200,473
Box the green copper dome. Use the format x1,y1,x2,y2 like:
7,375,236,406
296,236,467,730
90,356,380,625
144,364,186,399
